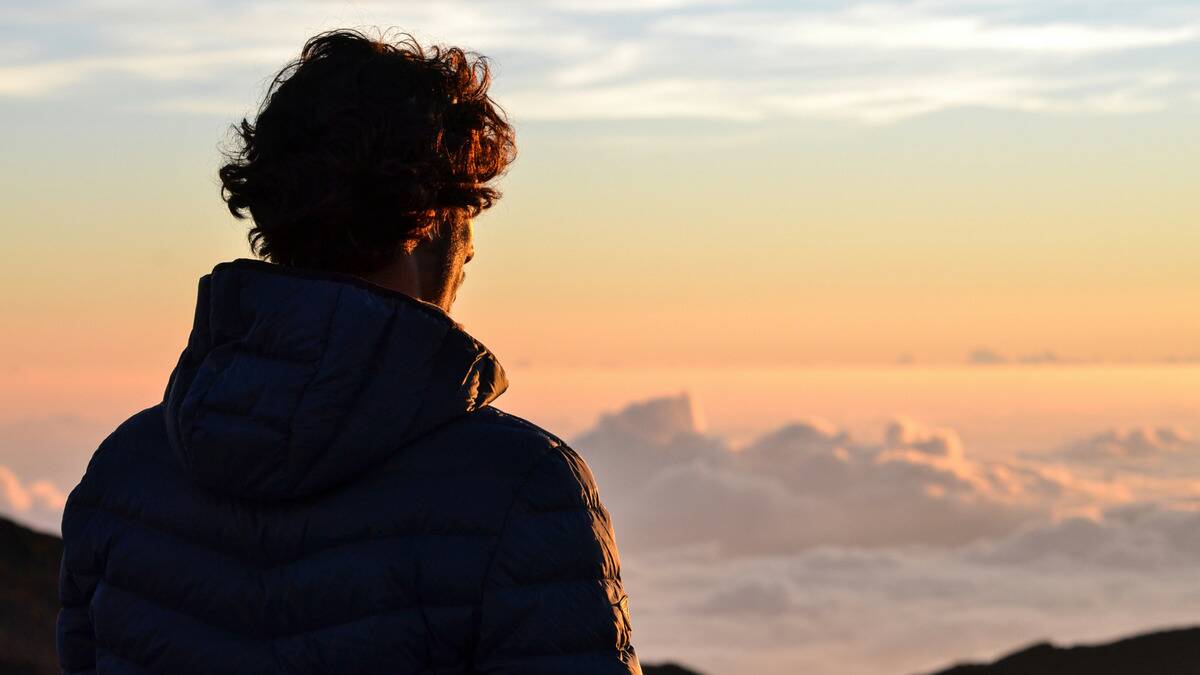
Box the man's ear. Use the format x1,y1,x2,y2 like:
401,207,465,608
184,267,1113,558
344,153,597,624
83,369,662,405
425,212,471,258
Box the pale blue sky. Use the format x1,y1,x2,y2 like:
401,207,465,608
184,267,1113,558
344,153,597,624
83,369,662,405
2,1,1198,124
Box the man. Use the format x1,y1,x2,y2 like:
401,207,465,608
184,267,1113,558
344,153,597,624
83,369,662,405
57,29,640,674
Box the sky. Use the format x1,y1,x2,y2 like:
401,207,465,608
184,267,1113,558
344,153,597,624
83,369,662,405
2,1,1200,673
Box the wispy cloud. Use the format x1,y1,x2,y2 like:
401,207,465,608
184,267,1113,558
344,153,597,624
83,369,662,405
543,0,739,13
657,5,1197,54
1,1,1198,122
0,47,286,97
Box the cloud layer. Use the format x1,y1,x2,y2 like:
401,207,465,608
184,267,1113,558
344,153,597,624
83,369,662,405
576,394,1144,555
2,1,1198,123
568,393,1200,674
6,391,1200,673
625,508,1200,674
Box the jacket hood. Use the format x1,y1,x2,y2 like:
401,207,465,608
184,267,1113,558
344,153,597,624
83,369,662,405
162,258,508,501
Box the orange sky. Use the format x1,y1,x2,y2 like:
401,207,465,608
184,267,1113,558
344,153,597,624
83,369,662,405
3,112,1197,380
1,1,1197,438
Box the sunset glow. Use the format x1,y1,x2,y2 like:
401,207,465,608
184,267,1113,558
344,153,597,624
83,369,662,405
3,2,1199,674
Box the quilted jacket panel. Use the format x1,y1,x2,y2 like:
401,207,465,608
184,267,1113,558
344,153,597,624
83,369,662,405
57,259,640,675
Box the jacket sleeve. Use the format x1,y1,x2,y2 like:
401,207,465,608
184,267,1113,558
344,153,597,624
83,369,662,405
57,485,101,674
472,443,641,675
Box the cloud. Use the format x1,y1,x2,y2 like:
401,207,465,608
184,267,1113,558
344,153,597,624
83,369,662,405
1030,427,1200,503
574,394,1148,555
2,0,1198,123
549,42,645,87
1053,426,1195,462
967,347,1090,365
0,414,109,532
0,47,287,97
968,347,1009,364
1017,350,1063,364
571,393,1200,672
966,504,1200,570
624,505,1200,674
543,0,737,13
656,6,1197,54
0,465,66,532
575,394,728,488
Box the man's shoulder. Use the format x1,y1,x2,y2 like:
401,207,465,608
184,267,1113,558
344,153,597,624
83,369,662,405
465,405,568,447
460,406,603,500
85,404,167,469
68,401,166,492
61,404,168,532
436,405,595,486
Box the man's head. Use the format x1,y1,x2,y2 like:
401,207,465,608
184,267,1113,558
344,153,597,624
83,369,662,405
218,28,515,311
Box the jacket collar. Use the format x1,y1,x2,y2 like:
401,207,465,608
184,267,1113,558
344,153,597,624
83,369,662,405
162,258,508,501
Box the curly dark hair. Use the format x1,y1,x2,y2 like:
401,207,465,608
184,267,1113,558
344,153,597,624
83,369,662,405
218,28,516,274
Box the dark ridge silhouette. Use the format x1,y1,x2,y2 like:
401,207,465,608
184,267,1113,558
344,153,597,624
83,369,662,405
0,516,60,675
928,626,1200,674
0,514,704,675
643,664,705,675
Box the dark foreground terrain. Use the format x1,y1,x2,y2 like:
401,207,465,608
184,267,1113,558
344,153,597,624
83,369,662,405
643,665,704,675
929,626,1200,674
0,514,704,675
0,515,61,675
648,658,700,667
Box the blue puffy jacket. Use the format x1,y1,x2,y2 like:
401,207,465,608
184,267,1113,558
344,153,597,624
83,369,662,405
57,259,640,674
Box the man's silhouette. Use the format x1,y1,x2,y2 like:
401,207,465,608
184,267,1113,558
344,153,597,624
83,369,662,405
57,29,640,674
